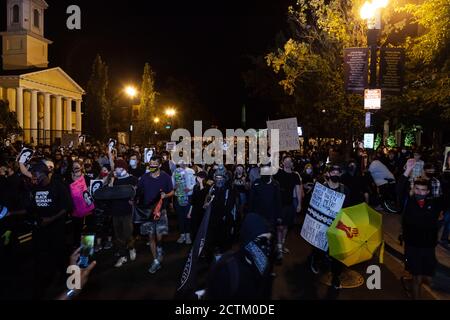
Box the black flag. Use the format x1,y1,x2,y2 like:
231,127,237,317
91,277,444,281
176,201,212,298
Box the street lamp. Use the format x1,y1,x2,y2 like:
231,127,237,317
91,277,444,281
124,85,138,147
153,117,160,124
165,107,176,117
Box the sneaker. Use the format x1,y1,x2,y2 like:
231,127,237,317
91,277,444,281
103,241,113,250
114,256,128,268
185,234,192,245
177,234,186,244
94,244,103,253
310,256,319,275
282,247,290,254
148,259,161,274
156,247,164,262
129,249,137,261
333,282,342,290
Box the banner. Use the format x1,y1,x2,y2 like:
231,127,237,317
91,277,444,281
344,48,369,93
70,176,95,218
380,48,405,95
301,183,346,251
266,117,300,152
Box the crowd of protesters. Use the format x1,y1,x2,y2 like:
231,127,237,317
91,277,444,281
0,138,449,300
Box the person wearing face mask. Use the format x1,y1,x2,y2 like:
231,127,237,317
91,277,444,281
136,156,174,274
69,160,93,249
233,165,249,223
27,161,71,299
341,160,370,207
310,164,350,291
128,154,145,178
422,163,442,200
301,164,316,211
187,171,210,242
172,160,196,245
399,159,443,300
109,159,138,268
204,165,237,262
273,156,302,261
205,213,273,300
249,165,282,229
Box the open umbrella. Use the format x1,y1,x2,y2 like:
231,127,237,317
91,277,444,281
327,203,384,267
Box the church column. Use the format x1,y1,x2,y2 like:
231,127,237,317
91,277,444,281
66,97,73,132
16,87,24,128
44,93,51,144
55,95,62,138
75,100,82,132
30,90,38,145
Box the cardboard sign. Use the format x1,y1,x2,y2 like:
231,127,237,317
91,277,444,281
301,183,346,251
166,142,176,152
266,117,300,152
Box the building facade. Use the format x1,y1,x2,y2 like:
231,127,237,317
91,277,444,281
0,0,85,145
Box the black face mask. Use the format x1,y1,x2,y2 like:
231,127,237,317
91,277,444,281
329,176,340,183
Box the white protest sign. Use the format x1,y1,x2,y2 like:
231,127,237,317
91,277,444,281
166,142,176,152
18,148,34,164
108,139,117,152
267,117,300,152
301,182,346,251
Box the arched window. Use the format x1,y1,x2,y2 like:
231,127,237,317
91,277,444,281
12,5,19,23
33,9,40,28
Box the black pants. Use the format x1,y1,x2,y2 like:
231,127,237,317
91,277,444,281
311,247,343,286
32,218,67,299
72,214,95,248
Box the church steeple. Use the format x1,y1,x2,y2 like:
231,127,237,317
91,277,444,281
1,0,52,70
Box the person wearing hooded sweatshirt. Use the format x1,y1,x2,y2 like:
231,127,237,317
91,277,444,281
205,213,273,300
110,159,138,268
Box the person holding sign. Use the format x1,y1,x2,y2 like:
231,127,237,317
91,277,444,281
309,164,350,290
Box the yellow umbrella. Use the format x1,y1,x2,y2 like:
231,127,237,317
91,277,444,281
327,203,384,267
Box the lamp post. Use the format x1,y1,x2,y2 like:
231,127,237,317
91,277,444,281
360,0,388,146
125,85,138,147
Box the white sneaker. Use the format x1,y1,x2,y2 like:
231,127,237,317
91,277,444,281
114,256,128,268
185,233,192,245
177,234,186,244
129,248,137,261
148,259,161,274
282,247,290,254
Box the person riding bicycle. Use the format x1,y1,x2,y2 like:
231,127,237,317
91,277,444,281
368,156,397,212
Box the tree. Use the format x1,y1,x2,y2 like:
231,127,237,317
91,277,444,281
0,99,21,139
136,63,158,144
265,0,367,152
84,54,110,141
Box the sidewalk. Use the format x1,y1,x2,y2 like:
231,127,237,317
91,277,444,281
382,212,450,300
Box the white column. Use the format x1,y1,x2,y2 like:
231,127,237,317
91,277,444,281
44,93,51,145
66,97,72,132
16,87,24,128
75,100,82,132
55,95,62,138
30,90,38,145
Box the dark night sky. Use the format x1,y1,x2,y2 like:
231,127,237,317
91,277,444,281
1,0,294,129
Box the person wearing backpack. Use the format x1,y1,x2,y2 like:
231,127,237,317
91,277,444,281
205,213,273,300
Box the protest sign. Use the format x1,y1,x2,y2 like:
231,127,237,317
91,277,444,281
90,180,104,196
266,117,300,152
70,176,95,218
18,148,34,164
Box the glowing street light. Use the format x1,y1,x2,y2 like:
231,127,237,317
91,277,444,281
165,107,176,117
360,1,376,20
125,86,138,98
153,117,160,124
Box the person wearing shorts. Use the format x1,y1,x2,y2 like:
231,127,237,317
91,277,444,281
136,156,174,274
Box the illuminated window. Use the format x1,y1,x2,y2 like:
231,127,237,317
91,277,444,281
33,9,39,28
12,5,19,23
